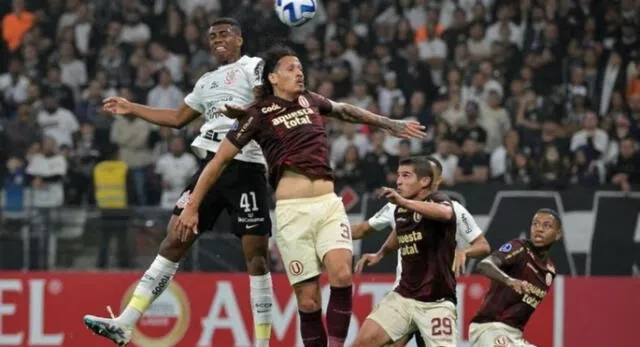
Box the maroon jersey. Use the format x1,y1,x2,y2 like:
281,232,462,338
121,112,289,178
472,239,556,331
226,91,334,189
394,192,457,303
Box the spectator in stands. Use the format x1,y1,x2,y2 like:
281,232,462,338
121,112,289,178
0,58,30,114
481,88,511,152
334,145,365,191
26,137,67,208
537,144,570,189
37,92,79,149
1,0,35,53
456,137,489,184
42,65,75,110
119,11,151,46
362,130,397,191
4,103,41,158
491,130,520,183
454,100,488,150
609,137,640,192
154,136,197,210
570,147,601,186
432,136,458,187
148,41,184,84
331,122,369,165
2,156,26,213
57,41,87,96
570,111,609,161
109,88,152,205
147,68,183,110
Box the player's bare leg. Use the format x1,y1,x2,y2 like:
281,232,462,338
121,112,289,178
241,234,274,347
294,277,328,346
83,216,195,346
323,248,353,347
385,334,411,347
353,319,393,347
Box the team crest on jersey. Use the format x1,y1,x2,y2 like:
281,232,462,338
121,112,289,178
546,272,553,286
225,68,241,85
413,211,422,223
175,190,191,209
493,336,508,346
499,243,513,253
298,95,310,108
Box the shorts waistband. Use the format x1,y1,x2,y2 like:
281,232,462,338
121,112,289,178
275,193,338,207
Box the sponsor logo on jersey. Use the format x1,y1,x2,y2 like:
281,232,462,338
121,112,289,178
298,95,310,108
261,103,282,113
225,68,241,85
209,81,219,89
499,243,512,252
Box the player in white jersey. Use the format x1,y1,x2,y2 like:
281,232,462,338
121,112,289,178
352,156,491,347
83,18,274,347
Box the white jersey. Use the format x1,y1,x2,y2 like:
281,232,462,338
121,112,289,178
184,55,266,164
367,201,483,287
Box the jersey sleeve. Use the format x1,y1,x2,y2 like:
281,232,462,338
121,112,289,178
308,91,333,114
226,109,260,149
493,239,526,269
453,201,483,244
245,57,264,88
367,203,396,231
184,76,206,113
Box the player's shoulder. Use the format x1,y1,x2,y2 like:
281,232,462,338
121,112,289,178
430,191,452,204
498,238,526,253
238,55,263,69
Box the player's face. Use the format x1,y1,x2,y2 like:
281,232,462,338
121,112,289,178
530,213,562,247
269,56,305,96
208,24,242,63
396,164,430,199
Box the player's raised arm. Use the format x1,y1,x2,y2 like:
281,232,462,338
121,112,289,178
318,95,425,139
103,98,200,129
476,242,531,295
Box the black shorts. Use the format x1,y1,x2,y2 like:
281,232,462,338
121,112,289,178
172,155,271,238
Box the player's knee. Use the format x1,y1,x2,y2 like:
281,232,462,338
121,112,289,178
296,294,321,312
329,263,352,287
246,255,269,275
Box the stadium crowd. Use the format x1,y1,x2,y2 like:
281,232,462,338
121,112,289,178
1,0,640,210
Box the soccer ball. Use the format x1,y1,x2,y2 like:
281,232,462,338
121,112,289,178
275,0,317,27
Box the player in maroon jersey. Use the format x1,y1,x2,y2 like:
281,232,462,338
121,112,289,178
353,156,458,347
469,208,562,347
175,45,425,347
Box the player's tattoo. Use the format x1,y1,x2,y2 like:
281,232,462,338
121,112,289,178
329,102,405,133
476,255,513,286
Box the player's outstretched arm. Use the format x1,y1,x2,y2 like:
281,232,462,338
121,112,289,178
175,138,241,241
103,98,200,129
350,222,375,240
379,187,453,221
354,229,399,273
453,235,491,276
328,101,426,139
476,256,531,295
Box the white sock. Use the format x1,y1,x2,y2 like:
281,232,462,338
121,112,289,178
250,273,274,347
117,255,179,328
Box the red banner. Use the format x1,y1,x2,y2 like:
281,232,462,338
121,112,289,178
0,273,637,346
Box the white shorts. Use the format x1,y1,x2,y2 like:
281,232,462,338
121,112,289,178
275,193,353,285
367,291,458,346
469,322,536,347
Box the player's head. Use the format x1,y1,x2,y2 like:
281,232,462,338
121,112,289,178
396,156,434,199
208,17,243,64
262,44,305,98
530,208,563,248
426,156,444,191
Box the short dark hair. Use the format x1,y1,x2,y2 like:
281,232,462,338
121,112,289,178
210,17,242,33
536,208,562,229
426,156,443,173
260,44,298,97
399,156,433,180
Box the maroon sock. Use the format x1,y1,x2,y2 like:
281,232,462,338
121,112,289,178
326,285,353,347
299,310,327,347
